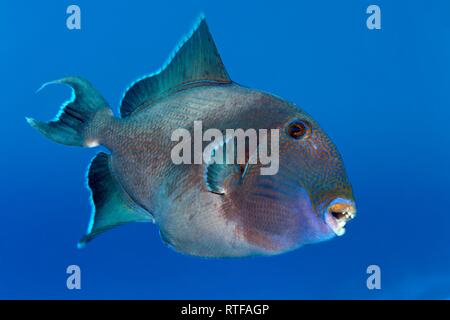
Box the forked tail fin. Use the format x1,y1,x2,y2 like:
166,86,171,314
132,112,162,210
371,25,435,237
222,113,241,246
27,76,112,147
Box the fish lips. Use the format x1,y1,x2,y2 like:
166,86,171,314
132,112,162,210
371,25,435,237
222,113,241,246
324,198,356,236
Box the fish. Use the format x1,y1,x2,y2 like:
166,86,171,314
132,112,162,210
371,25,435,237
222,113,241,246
27,17,356,257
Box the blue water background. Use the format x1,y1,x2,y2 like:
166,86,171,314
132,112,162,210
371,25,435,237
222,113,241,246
1,1,450,299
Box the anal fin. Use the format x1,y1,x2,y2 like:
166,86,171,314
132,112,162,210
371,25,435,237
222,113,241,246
79,152,153,248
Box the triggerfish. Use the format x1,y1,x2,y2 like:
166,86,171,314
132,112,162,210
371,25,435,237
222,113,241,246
27,17,356,257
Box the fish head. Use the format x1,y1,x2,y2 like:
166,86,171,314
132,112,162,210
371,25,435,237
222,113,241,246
265,103,356,244
208,91,356,254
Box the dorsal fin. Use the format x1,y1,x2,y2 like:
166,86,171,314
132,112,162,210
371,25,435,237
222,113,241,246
120,16,231,117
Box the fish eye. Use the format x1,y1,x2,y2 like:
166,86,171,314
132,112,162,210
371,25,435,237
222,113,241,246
287,121,309,140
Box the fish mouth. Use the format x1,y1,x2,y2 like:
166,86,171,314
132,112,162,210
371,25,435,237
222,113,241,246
324,198,356,236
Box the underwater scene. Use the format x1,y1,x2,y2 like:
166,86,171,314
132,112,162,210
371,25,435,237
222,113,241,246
1,0,450,299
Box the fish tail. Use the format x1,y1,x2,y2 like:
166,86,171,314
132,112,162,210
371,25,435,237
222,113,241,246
27,76,113,147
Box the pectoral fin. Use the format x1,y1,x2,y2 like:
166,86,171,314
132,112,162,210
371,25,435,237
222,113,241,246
204,138,252,195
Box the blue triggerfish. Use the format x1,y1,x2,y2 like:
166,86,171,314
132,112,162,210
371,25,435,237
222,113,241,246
27,17,356,257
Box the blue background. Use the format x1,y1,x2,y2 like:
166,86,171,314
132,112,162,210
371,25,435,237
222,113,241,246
1,0,450,299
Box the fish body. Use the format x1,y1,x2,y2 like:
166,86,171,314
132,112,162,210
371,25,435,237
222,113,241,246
28,18,356,257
